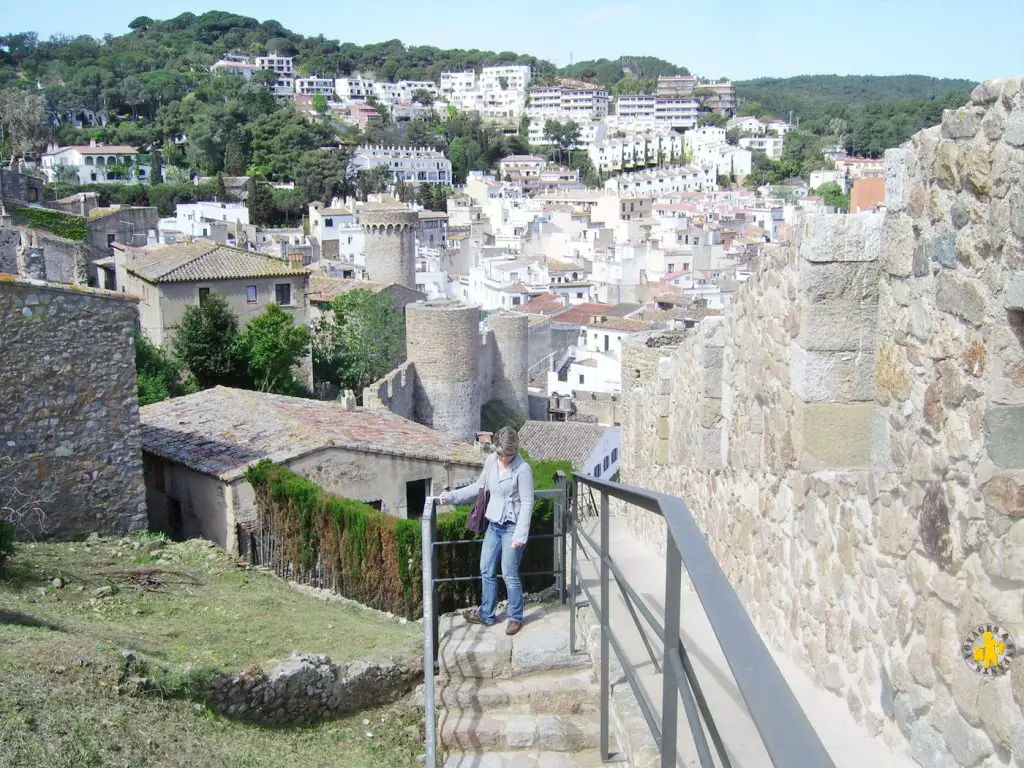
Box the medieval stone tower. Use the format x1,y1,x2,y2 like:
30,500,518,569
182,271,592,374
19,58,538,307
360,206,417,289
487,312,530,417
406,301,482,443
400,302,531,443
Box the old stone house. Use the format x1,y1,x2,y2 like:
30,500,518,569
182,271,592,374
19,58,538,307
108,239,311,347
139,387,484,555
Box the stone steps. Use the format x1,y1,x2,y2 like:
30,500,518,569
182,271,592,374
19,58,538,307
435,603,613,767
440,710,601,752
436,668,598,715
443,748,619,767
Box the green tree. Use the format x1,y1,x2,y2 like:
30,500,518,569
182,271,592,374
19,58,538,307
412,89,434,106
294,149,347,204
698,113,727,127
223,131,249,176
246,177,276,226
311,94,329,118
313,289,405,395
0,88,47,162
172,292,244,390
234,303,311,394
815,181,850,212
134,331,192,405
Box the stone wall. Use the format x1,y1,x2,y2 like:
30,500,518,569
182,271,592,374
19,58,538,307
38,231,90,286
0,276,147,539
204,650,422,726
363,360,417,420
619,78,1024,768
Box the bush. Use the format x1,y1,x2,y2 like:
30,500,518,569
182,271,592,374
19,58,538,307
245,451,572,619
0,522,14,572
13,207,87,241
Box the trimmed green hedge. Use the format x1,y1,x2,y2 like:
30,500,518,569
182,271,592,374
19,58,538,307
14,207,88,241
245,452,572,619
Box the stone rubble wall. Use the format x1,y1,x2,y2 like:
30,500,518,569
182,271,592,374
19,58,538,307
204,650,423,726
619,77,1024,768
0,276,148,539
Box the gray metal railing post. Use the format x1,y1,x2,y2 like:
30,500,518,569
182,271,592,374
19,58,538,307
569,479,579,654
421,496,438,768
661,541,682,768
553,472,565,604
599,489,611,760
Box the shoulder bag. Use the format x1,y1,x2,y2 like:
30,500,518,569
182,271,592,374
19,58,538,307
465,455,492,534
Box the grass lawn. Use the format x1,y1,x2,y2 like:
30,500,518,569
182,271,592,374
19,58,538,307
0,534,426,768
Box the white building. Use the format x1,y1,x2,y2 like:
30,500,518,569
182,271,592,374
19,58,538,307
211,59,260,80
528,87,609,121
41,141,150,185
810,169,849,193
528,118,606,149
440,71,477,99
587,133,684,174
256,55,294,75
653,98,698,130
603,165,717,198
480,65,532,92
335,75,375,103
295,76,336,97
612,95,698,130
351,145,452,185
308,203,364,265
739,135,785,159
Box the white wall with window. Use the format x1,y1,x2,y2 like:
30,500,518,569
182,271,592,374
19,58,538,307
583,427,621,480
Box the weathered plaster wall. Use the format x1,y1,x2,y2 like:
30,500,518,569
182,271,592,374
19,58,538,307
143,453,230,549
0,276,147,539
619,79,1024,767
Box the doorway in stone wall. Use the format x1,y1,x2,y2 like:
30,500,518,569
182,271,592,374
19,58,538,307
406,478,431,519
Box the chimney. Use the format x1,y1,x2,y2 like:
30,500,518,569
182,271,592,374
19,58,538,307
341,389,358,411
89,138,97,148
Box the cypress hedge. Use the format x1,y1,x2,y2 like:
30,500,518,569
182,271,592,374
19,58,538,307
245,452,572,620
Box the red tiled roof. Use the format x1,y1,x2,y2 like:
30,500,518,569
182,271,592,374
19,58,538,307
551,303,617,325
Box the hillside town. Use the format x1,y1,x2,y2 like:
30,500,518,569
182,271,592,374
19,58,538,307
2,10,1022,768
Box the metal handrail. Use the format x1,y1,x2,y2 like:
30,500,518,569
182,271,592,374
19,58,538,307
420,473,571,768
570,473,835,768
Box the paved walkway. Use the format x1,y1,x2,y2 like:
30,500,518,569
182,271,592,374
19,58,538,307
574,515,915,768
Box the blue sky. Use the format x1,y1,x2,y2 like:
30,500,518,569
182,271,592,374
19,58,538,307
4,1,1021,82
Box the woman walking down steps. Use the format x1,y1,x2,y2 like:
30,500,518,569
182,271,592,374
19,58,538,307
439,426,535,636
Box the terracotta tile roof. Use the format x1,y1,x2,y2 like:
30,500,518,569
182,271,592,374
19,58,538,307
120,240,310,283
73,145,138,154
513,294,565,315
519,420,616,472
308,276,386,303
583,317,650,332
551,303,618,325
140,386,484,481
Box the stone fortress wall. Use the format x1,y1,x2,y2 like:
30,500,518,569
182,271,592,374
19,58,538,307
0,275,148,539
619,78,1024,767
360,206,418,289
364,301,531,443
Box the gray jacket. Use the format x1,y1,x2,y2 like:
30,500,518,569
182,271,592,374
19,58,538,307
447,453,535,546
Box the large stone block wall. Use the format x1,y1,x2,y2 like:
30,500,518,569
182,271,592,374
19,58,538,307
0,277,147,539
620,78,1024,768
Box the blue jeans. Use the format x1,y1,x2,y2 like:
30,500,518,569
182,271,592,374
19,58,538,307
479,520,525,623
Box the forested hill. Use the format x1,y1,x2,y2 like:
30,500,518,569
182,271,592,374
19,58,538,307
0,10,559,88
732,74,976,156
736,74,978,116
559,56,689,93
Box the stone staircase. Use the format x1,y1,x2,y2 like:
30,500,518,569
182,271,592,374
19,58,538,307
436,603,618,767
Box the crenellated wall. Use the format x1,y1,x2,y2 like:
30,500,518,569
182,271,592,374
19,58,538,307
620,78,1024,768
362,360,417,420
